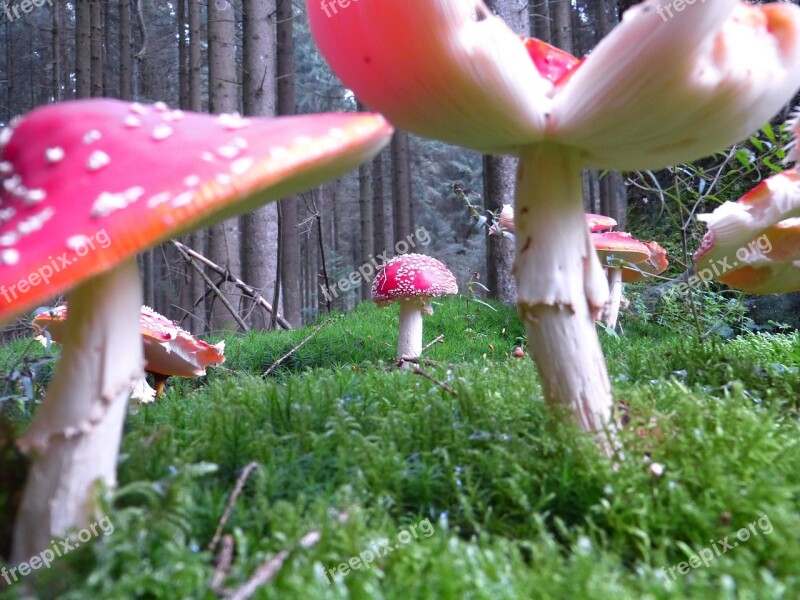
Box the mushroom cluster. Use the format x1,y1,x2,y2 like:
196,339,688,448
0,98,392,561
308,0,800,452
372,253,457,367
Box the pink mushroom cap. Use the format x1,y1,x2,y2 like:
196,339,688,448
0,99,392,322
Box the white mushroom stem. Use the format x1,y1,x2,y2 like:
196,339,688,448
514,143,615,455
396,298,428,368
602,268,623,330
12,259,144,562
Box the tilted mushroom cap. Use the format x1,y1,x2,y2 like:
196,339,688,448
694,169,800,293
372,253,457,313
0,99,392,321
32,304,225,378
592,232,650,267
585,213,617,233
309,0,800,168
491,206,615,236
622,241,669,283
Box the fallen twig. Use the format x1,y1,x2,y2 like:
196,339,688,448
411,366,457,396
263,318,333,377
420,334,444,355
172,240,292,330
208,462,260,554
210,534,235,595
172,241,249,333
225,530,322,600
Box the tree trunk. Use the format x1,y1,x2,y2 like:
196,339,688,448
178,0,188,108
391,131,413,246
188,0,202,111
75,0,91,98
89,0,103,97
207,0,242,331
52,0,64,101
119,0,132,100
241,0,280,330
552,0,573,53
533,0,551,43
372,150,387,262
483,0,526,304
276,0,302,326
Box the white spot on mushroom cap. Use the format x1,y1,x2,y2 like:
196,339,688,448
45,147,65,163
129,102,148,115
147,192,171,208
66,235,91,250
1,248,19,265
217,145,240,159
82,130,102,145
0,161,13,175
0,207,16,223
25,189,46,205
171,190,196,208
87,150,111,171
202,152,216,163
0,232,18,246
0,127,14,148
17,207,54,236
217,113,249,130
216,173,232,186
163,110,185,122
153,101,169,112
91,186,144,217
231,157,254,176
123,115,142,128
152,124,173,141
184,175,200,188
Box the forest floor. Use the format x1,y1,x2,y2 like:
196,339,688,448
1,297,800,599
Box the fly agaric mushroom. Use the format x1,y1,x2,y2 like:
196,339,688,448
586,213,618,233
622,241,669,284
372,253,457,367
309,0,800,453
695,169,800,293
593,232,651,329
32,304,226,399
1,99,392,562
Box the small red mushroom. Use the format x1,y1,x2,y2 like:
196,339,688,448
372,253,457,367
1,98,392,561
592,232,650,329
513,346,525,358
33,304,226,398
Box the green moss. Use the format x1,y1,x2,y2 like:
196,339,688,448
1,297,799,598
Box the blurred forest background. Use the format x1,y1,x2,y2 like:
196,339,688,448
0,0,798,335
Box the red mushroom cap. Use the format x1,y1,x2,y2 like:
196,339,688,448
622,241,669,283
372,253,457,309
694,169,800,293
592,232,650,266
585,213,617,233
33,304,225,378
0,99,392,322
